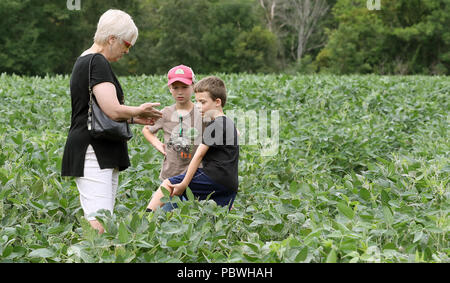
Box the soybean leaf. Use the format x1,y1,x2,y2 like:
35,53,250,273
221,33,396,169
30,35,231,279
28,248,55,259
185,187,195,202
337,202,354,220
118,222,130,244
326,249,338,263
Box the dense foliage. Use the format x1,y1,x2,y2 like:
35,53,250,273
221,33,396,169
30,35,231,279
317,0,450,75
0,74,448,262
0,0,448,75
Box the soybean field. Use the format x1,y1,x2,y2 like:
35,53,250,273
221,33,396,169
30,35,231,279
0,74,448,262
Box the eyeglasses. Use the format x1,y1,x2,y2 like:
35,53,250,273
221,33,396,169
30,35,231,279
122,39,132,49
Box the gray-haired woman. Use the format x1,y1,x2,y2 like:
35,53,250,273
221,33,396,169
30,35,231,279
61,9,162,233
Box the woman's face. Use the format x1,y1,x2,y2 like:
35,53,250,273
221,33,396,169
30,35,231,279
106,36,132,62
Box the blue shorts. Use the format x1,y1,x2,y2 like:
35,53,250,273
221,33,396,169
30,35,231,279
162,168,237,212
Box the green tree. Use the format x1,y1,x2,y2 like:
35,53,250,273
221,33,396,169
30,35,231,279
0,0,82,75
386,0,450,74
130,0,210,74
0,0,143,75
200,0,278,73
132,0,278,74
231,26,278,73
316,0,388,74
316,0,450,75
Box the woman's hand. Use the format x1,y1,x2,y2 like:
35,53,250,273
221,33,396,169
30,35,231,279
167,182,187,197
132,117,157,126
93,83,163,122
138,103,163,119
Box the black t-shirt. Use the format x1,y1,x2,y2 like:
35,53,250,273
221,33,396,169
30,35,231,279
201,116,239,192
61,53,130,177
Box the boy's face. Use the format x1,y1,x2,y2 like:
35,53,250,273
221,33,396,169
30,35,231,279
195,91,221,120
169,81,193,105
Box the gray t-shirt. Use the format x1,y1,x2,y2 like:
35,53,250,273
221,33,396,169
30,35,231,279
147,104,204,180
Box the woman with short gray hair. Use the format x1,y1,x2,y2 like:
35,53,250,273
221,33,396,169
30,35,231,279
61,9,162,233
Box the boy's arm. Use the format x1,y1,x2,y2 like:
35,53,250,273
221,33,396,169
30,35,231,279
142,126,166,156
168,143,209,196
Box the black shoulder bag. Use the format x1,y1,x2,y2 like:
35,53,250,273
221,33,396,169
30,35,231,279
87,54,133,141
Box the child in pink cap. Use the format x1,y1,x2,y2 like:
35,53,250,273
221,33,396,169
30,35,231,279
146,76,239,212
142,65,204,183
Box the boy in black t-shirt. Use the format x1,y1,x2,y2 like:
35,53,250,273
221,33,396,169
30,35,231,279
146,76,239,211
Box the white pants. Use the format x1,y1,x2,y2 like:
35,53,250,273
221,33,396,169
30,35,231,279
75,145,119,221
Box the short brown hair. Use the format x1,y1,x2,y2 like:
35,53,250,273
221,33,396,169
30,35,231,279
194,76,227,107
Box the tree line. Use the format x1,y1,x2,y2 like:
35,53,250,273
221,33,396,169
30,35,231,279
0,0,448,76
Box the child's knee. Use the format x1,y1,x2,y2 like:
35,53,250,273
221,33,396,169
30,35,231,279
161,179,173,188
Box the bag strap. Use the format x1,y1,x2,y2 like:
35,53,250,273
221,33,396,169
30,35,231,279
88,53,99,107
87,53,99,130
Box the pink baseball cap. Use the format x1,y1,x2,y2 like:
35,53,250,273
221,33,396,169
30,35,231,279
167,65,195,86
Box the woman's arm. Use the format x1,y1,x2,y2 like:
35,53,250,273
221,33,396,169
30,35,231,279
93,82,162,122
168,143,209,196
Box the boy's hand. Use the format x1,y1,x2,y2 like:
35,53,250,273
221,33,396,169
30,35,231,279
167,182,187,197
155,141,167,156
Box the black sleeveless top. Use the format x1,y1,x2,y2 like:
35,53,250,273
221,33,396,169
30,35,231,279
61,53,130,177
